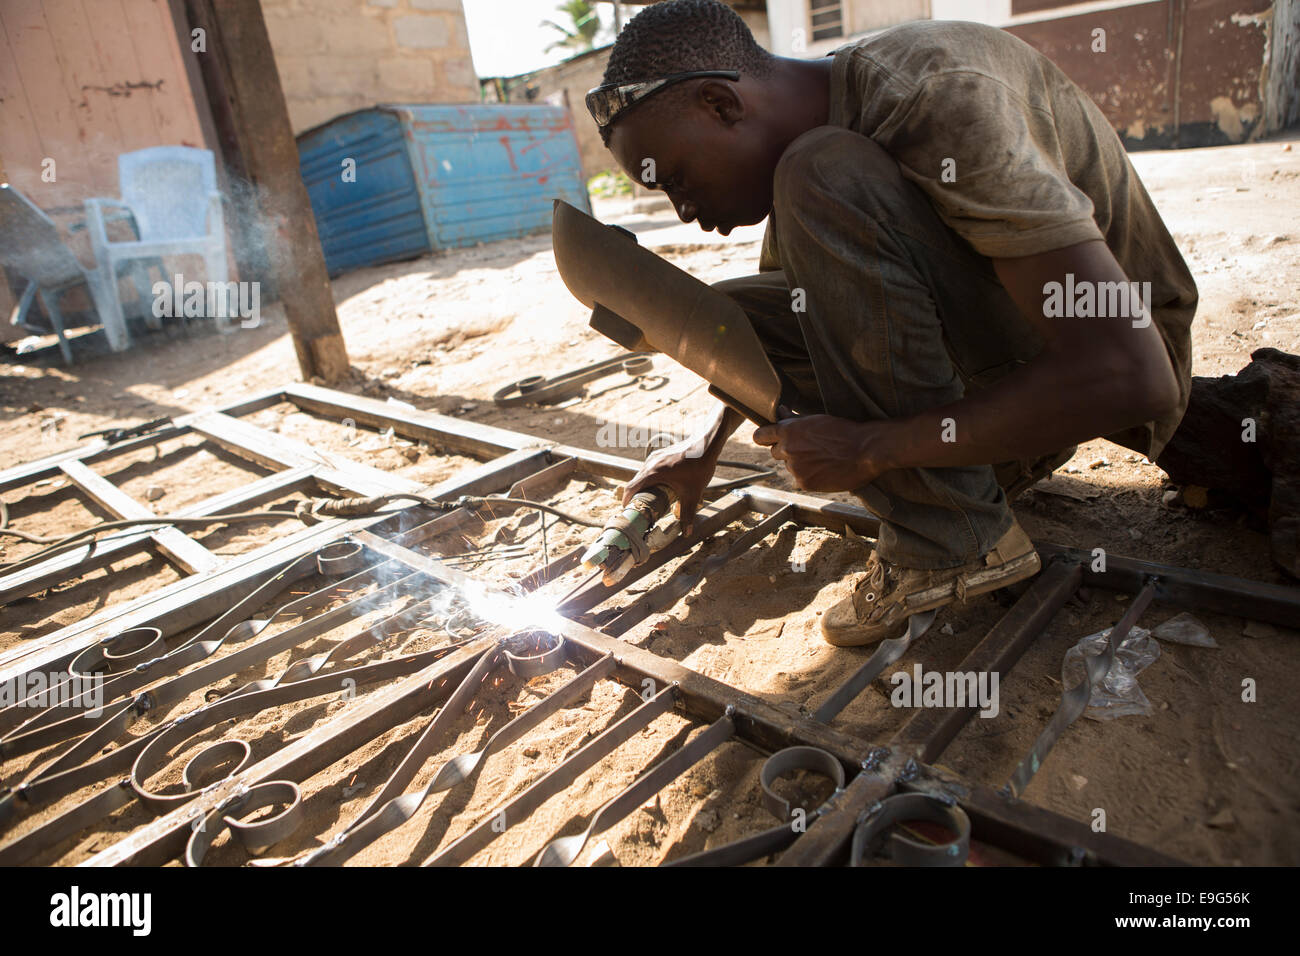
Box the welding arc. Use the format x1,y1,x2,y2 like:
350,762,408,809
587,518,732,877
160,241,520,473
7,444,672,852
1005,577,1158,797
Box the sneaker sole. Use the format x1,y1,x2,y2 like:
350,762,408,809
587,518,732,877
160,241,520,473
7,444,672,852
903,550,1042,613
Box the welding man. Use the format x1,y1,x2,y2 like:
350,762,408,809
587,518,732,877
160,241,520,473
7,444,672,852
584,0,1196,647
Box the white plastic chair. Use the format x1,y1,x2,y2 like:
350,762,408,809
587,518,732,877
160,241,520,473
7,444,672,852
0,183,118,364
84,146,229,350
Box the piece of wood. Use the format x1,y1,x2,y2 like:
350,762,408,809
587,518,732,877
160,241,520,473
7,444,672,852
184,0,348,381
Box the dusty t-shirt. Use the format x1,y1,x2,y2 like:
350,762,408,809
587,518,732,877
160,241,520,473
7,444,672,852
801,19,1198,457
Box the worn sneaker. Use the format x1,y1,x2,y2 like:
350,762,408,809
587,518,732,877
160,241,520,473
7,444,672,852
820,520,1042,647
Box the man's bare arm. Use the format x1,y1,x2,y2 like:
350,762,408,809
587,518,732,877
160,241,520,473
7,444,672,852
755,240,1181,490
622,402,746,530
883,239,1179,464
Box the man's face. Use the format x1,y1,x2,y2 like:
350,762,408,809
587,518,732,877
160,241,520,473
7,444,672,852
608,84,777,235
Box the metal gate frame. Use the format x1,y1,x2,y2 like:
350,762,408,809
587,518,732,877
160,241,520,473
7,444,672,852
2,381,1297,867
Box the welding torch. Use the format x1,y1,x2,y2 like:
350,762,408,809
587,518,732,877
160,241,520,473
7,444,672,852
580,484,679,586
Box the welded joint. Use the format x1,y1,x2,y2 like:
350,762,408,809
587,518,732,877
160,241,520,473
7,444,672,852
860,746,890,773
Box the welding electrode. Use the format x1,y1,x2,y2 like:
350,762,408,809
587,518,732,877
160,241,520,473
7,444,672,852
581,485,677,586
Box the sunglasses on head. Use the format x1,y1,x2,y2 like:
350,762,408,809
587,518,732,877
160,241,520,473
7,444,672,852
585,70,741,129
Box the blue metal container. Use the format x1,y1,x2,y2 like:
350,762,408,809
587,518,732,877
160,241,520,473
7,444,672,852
298,104,591,275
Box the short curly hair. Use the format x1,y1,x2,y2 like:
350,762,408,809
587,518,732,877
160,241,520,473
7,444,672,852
597,0,774,144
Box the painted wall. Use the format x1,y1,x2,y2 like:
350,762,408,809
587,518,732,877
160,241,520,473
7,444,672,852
0,0,208,213
262,0,479,136
767,0,1300,146
0,0,210,341
769,0,927,55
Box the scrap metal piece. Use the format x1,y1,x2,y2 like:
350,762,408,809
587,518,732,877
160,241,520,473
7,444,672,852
503,630,567,679
78,417,173,445
79,626,166,676
493,353,656,407
185,781,303,867
849,792,971,867
760,745,846,822
812,609,939,724
551,199,784,425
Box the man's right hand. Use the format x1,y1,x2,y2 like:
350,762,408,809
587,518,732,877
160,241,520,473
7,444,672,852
622,440,718,534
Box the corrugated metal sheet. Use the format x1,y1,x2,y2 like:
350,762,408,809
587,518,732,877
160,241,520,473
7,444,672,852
298,104,591,275
298,109,430,276
390,104,591,250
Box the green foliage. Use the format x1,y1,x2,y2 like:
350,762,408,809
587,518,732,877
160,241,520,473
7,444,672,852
587,169,634,199
541,1,601,54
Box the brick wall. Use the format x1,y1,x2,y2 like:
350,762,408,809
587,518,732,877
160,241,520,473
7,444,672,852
261,0,478,134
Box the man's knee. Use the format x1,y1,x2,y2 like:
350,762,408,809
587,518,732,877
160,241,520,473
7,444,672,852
773,126,902,209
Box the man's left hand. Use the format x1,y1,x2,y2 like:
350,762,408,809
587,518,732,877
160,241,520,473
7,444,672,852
752,414,892,492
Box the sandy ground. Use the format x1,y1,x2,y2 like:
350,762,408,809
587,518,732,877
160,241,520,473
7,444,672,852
1,131,1299,866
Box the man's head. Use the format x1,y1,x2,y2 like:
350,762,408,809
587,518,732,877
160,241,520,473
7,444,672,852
591,0,788,235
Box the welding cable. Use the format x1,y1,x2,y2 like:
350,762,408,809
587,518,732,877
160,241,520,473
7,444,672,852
0,493,601,577
300,493,602,528
0,508,306,576
0,497,55,544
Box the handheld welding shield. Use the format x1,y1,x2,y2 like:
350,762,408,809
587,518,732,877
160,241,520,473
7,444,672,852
551,199,785,427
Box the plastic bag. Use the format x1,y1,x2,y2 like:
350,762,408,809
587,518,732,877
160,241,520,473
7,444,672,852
1061,626,1161,721
1152,612,1219,648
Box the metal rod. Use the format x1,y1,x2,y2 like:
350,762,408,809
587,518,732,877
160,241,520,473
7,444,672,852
811,609,937,724
1006,577,1159,797
890,559,1082,763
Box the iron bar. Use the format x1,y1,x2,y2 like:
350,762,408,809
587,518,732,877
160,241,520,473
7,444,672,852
1006,577,1159,797
890,559,1083,763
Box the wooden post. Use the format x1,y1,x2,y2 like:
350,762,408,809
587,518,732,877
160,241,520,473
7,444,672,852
0,150,16,343
183,0,350,382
